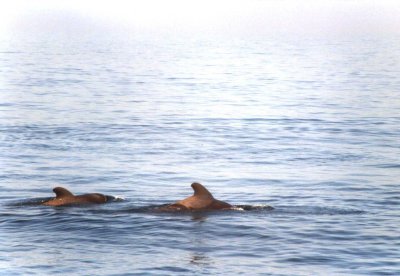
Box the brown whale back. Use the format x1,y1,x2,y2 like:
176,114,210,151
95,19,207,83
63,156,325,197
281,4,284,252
163,182,232,211
43,187,107,206
53,187,74,198
191,182,214,198
78,193,107,203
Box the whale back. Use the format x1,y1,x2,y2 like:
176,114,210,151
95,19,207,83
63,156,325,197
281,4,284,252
191,182,213,199
167,182,231,210
53,187,74,198
43,187,107,206
78,193,107,203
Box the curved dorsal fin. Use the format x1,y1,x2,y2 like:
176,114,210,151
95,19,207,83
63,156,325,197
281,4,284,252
191,182,213,198
53,187,74,198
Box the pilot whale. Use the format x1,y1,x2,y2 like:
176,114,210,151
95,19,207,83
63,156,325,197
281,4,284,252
42,187,108,206
159,182,232,211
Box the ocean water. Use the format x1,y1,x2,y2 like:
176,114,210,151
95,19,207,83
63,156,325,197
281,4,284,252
1,33,400,275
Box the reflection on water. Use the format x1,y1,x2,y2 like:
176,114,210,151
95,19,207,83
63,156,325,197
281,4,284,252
190,213,208,222
190,253,212,267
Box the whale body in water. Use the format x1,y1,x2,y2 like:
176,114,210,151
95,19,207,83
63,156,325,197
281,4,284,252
159,182,232,211
42,187,109,206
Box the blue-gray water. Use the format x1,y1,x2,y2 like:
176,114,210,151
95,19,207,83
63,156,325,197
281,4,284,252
1,34,400,275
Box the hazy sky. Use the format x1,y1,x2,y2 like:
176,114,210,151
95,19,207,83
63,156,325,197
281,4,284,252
1,0,400,39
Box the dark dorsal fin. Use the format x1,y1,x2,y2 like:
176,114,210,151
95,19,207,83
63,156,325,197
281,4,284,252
53,187,74,198
191,182,213,198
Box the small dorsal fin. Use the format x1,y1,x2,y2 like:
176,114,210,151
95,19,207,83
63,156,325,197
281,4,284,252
53,187,74,198
191,182,213,198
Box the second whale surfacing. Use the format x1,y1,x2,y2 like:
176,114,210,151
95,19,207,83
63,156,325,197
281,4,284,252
158,182,233,211
42,187,109,206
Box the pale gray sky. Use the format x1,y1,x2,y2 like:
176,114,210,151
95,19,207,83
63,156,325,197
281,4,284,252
1,0,400,38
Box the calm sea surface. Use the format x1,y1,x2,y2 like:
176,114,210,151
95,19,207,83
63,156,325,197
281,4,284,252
1,33,400,275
